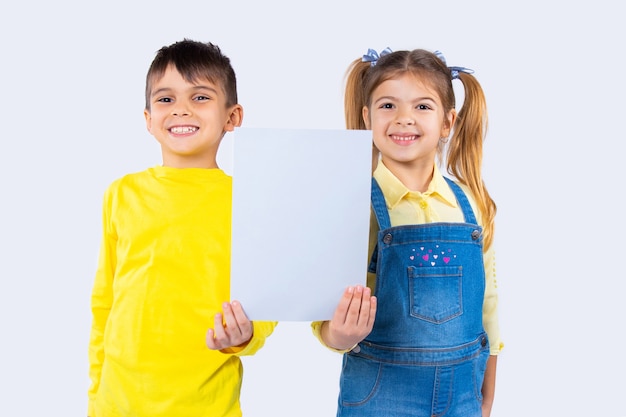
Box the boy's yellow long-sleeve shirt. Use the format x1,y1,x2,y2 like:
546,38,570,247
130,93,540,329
88,166,276,417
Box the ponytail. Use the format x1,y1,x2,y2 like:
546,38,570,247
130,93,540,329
447,72,496,250
344,58,371,130
344,58,381,169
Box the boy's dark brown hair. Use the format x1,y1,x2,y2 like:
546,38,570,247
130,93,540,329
145,39,238,110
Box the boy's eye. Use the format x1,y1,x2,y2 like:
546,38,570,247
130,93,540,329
157,97,172,103
194,95,210,101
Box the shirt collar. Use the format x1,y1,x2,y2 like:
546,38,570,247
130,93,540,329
373,161,458,209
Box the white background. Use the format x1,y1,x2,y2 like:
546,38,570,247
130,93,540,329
1,1,624,416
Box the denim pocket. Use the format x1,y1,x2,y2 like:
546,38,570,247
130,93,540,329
339,353,382,406
408,265,462,324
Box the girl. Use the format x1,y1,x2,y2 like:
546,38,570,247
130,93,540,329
312,48,503,417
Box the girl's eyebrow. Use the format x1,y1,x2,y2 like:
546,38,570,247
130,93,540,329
373,95,436,104
373,95,396,102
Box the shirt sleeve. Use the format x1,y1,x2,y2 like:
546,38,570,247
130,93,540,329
457,181,503,355
483,244,504,355
310,321,355,354
88,188,117,416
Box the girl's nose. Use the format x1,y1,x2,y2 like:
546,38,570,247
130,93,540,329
395,109,415,125
395,115,415,126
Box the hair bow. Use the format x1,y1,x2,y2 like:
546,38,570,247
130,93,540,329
362,47,392,66
434,50,474,80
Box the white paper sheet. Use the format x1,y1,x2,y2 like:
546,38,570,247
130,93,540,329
229,127,373,321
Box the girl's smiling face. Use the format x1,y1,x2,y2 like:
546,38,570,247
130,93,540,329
364,73,455,179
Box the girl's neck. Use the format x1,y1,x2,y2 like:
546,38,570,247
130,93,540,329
381,158,434,193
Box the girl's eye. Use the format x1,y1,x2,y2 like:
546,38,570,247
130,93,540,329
417,104,430,110
380,103,394,109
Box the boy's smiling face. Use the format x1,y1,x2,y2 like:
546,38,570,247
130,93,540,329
144,65,242,168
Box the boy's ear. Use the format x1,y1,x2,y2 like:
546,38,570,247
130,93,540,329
144,109,152,133
224,104,244,131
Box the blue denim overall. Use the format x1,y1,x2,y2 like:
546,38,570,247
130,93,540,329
336,178,490,417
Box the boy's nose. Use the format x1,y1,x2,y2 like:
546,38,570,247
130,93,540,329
172,104,191,116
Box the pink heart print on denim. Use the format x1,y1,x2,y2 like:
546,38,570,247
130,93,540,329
408,245,455,266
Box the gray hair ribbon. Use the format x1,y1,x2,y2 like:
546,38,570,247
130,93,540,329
362,47,393,66
434,50,474,79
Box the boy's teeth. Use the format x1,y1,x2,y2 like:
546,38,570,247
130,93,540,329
171,126,198,133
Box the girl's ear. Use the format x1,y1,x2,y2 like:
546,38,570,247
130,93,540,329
224,104,244,131
441,109,457,138
362,106,371,129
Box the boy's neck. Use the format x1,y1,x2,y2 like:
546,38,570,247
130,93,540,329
161,155,219,169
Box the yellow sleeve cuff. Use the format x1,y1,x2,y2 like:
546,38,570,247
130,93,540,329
310,321,356,354
221,320,278,356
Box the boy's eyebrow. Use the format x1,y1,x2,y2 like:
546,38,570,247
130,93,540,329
151,85,219,97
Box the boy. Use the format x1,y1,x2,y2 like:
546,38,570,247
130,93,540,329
88,39,276,417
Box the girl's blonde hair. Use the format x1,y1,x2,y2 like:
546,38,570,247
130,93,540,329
344,49,496,250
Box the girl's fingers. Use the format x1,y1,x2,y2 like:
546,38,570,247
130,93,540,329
345,286,365,324
332,286,355,323
367,296,377,329
357,287,371,325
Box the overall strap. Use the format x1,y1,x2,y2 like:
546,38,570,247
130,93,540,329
367,178,389,274
443,177,478,225
371,178,391,230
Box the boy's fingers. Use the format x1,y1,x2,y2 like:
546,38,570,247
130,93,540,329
230,301,249,324
206,326,224,350
207,300,257,350
222,302,243,336
230,301,251,334
212,312,227,341
206,328,216,349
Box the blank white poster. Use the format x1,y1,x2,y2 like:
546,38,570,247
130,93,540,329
229,127,373,321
